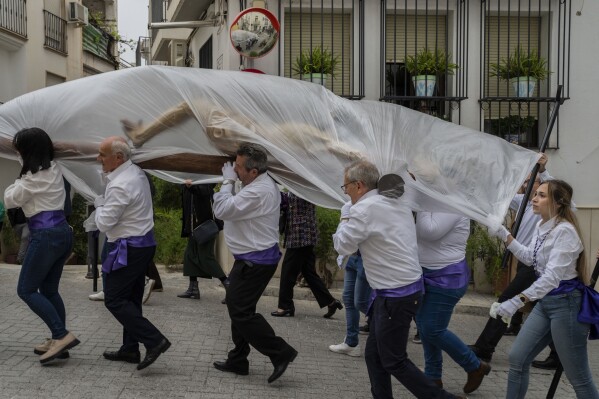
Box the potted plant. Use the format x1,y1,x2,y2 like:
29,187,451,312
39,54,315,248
466,221,506,295
404,48,458,96
293,46,339,86
489,115,536,144
489,46,551,97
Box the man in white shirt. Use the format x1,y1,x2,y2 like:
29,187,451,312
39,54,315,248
212,143,297,384
333,160,462,399
95,136,170,371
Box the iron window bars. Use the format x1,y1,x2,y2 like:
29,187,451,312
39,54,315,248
0,0,27,38
479,0,571,148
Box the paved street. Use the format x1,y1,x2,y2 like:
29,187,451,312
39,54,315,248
0,263,597,398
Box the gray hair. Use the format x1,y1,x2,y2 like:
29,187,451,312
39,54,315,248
345,160,379,190
111,138,131,161
237,142,268,174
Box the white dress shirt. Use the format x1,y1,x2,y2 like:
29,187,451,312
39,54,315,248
333,189,421,290
4,162,65,217
416,212,470,269
508,217,582,301
95,160,154,242
213,172,280,255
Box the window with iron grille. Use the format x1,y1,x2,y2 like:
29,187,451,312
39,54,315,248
277,0,364,99
380,0,468,122
43,10,67,55
480,0,571,149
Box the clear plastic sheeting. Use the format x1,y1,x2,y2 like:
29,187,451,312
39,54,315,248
0,66,539,229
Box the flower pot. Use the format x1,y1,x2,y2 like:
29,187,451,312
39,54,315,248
511,77,537,97
301,73,327,86
412,75,436,96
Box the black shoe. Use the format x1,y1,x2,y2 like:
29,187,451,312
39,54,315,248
137,338,171,370
213,360,249,375
221,298,227,304
271,309,295,317
177,288,200,299
504,325,520,336
323,300,343,319
268,349,298,383
468,345,492,363
359,324,369,335
103,350,141,364
532,356,559,370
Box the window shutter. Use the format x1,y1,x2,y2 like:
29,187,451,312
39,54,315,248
385,14,448,62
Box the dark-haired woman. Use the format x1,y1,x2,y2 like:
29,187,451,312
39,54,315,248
492,180,599,398
4,128,79,364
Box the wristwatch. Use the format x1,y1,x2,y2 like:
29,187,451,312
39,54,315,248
222,179,236,185
517,294,528,303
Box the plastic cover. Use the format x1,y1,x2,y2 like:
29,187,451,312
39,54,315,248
0,66,539,229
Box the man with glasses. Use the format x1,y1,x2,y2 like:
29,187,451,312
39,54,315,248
333,160,464,399
212,142,298,384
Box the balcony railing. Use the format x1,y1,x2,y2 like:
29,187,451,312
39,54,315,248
44,10,67,55
0,0,27,38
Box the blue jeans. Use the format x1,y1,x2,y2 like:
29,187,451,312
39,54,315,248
343,255,372,346
16,221,73,339
507,290,599,399
415,284,479,379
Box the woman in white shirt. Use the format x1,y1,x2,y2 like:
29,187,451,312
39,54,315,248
4,128,79,364
493,180,598,398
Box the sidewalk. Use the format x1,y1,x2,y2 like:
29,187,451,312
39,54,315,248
263,277,496,317
0,263,591,399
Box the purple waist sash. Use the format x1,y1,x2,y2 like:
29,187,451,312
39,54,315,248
234,243,281,265
547,278,599,340
422,258,470,290
28,210,66,230
368,277,424,315
102,230,156,274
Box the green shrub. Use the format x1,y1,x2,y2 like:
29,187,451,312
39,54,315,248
466,221,504,290
70,193,89,262
153,207,186,266
151,176,180,210
315,206,341,288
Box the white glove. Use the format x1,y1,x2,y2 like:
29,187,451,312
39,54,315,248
341,201,352,219
222,161,238,181
336,255,349,269
490,225,510,242
489,302,511,325
94,196,105,208
496,297,525,319
83,210,98,232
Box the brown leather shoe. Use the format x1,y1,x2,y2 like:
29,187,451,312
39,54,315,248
463,360,491,393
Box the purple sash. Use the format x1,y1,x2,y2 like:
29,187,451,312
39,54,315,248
548,278,599,340
27,210,66,229
102,230,156,274
234,243,281,265
368,277,424,315
423,258,470,290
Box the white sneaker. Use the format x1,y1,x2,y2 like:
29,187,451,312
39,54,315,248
328,342,361,357
88,291,104,301
143,279,155,304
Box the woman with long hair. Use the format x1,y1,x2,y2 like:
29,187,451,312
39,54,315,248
493,179,598,398
4,128,79,364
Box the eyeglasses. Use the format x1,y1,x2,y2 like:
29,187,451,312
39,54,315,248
341,181,357,193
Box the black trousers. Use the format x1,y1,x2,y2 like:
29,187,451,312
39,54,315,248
146,261,163,290
104,245,165,352
365,293,455,399
278,246,334,310
226,260,295,369
474,261,537,355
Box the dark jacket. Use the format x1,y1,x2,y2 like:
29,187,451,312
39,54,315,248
282,192,318,249
181,184,219,238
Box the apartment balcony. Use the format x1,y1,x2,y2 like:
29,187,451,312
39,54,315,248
43,10,67,55
0,0,27,50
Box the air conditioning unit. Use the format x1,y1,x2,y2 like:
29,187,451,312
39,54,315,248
139,37,151,54
68,2,89,26
169,40,186,67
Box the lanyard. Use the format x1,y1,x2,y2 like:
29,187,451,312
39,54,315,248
532,222,558,275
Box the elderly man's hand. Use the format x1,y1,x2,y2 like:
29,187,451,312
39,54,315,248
341,201,352,220
538,152,548,173
94,196,105,208
222,161,238,181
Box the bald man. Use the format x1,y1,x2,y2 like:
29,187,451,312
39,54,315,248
95,136,170,370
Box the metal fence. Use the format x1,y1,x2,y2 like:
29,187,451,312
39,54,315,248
44,10,67,55
0,0,27,38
